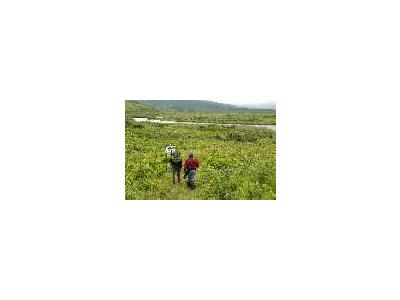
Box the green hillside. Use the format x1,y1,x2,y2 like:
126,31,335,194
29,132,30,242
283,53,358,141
133,100,243,111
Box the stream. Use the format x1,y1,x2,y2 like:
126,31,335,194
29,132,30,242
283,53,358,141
133,118,276,131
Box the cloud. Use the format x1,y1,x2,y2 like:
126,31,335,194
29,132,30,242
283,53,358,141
213,99,276,109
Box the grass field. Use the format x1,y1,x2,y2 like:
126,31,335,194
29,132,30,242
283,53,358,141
160,109,276,125
125,101,276,200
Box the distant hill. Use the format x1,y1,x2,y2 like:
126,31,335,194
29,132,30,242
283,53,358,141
125,100,158,119
133,100,242,111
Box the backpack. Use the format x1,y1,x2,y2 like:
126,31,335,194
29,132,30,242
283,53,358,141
165,145,176,157
171,150,181,163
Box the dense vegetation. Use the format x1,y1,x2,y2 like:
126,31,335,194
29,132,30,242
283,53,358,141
125,101,276,200
161,110,276,125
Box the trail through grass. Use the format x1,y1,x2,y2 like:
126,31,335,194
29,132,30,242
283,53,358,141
160,173,197,200
158,152,207,200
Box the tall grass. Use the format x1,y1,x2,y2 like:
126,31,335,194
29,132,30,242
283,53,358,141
125,122,276,200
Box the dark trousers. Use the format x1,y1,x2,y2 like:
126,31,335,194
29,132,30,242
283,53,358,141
171,161,182,183
172,167,181,183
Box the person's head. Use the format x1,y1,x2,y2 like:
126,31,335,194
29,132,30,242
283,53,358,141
189,153,194,158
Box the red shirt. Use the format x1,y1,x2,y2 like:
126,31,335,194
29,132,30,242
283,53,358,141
184,158,199,171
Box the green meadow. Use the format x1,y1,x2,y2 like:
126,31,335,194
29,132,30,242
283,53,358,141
125,101,276,200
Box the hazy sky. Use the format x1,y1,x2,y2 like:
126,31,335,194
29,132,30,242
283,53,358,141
213,99,276,107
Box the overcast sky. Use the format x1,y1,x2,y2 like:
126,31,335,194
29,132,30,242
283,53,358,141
213,99,276,107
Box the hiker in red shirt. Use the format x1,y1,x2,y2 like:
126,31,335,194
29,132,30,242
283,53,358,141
183,153,200,179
